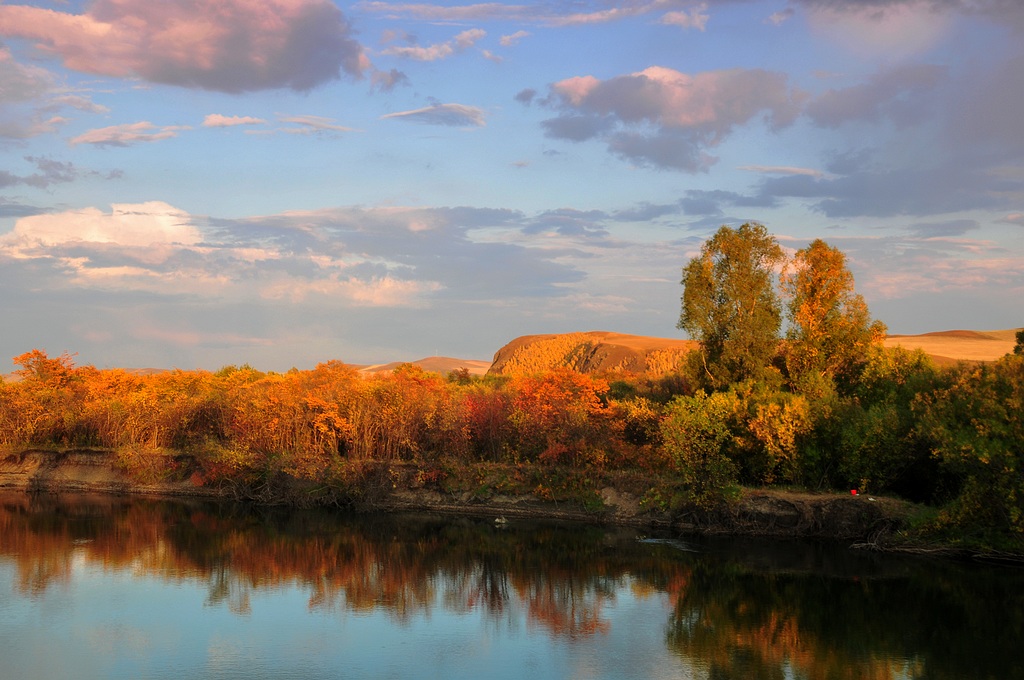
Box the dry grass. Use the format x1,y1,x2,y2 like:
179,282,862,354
883,329,1019,364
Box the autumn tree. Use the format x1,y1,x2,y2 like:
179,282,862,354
12,349,78,388
661,390,740,508
678,223,785,389
507,370,609,464
780,239,886,385
915,354,1024,544
6,349,85,446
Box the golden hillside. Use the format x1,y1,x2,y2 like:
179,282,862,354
358,356,492,376
487,331,696,376
883,329,1019,365
486,328,1021,376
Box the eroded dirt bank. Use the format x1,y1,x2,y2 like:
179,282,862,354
0,448,910,543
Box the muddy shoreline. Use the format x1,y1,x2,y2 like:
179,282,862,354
0,448,911,544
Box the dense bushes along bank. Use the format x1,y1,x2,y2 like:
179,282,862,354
1,346,1022,554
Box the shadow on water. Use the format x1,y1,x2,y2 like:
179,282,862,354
1,491,1022,679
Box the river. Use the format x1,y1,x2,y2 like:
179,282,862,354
1,492,1021,679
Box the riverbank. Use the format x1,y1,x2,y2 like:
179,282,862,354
0,447,925,546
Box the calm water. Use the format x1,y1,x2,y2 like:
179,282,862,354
1,493,1022,680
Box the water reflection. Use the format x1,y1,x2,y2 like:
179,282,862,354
1,492,1022,680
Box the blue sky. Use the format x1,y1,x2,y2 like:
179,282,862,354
1,0,1022,371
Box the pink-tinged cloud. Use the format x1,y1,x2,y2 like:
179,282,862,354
802,0,952,58
500,30,530,47
739,165,825,178
277,115,356,133
381,103,485,127
69,121,185,147
131,325,274,348
46,95,109,114
1001,212,1024,225
357,2,530,22
550,66,802,132
865,256,1024,299
0,46,62,138
261,275,442,306
0,0,366,93
370,68,409,92
659,4,709,31
541,66,805,171
807,63,947,128
360,0,671,26
202,114,267,128
544,0,687,27
1,46,52,103
382,28,485,61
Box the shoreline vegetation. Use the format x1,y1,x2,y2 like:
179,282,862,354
0,342,1021,562
2,226,1022,560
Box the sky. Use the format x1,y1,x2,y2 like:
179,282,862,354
1,0,1022,371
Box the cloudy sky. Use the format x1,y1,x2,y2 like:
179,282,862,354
1,0,1022,371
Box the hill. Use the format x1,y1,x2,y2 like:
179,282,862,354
358,356,492,376
486,328,1020,376
883,329,1018,365
2,329,1016,383
487,331,696,376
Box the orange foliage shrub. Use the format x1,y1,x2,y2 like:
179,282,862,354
1,349,659,485
507,370,610,465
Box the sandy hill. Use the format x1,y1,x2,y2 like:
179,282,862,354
883,329,1019,365
487,328,1020,376
2,329,1016,384
358,357,492,376
488,331,696,376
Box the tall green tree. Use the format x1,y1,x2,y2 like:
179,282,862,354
780,239,886,385
915,354,1024,545
678,222,785,389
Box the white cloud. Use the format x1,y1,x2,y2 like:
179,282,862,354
2,202,201,251
0,202,586,315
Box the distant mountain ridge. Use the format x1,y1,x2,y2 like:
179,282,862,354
2,329,1017,382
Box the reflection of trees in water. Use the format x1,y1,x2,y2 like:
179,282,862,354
665,556,1024,680
443,559,511,616
0,495,655,632
515,573,615,638
3,494,1023,680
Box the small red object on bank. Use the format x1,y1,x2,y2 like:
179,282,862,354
851,489,858,496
